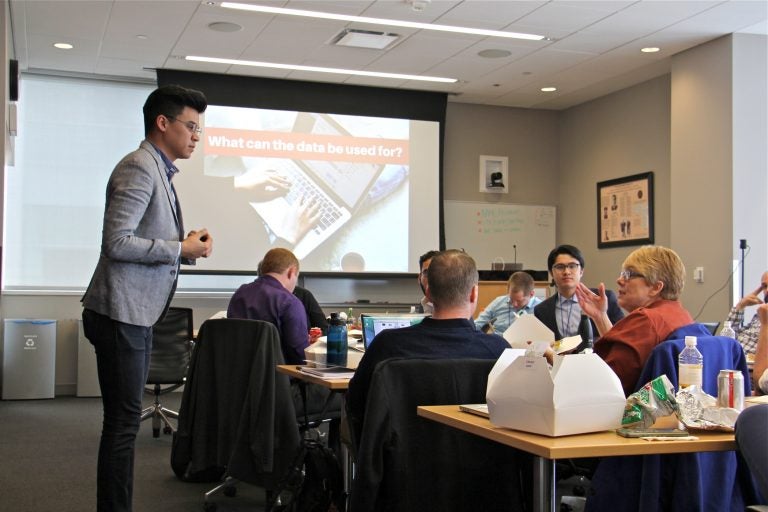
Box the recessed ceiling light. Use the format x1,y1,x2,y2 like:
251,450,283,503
220,2,546,41
208,21,243,33
541,87,557,92
136,34,148,40
331,28,400,50
641,47,660,53
478,49,512,59
53,43,73,50
185,55,457,83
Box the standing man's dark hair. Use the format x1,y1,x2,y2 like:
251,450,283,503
81,84,213,512
142,84,207,136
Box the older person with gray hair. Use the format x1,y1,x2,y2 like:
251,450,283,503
575,245,694,396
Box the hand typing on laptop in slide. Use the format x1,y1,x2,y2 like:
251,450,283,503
204,154,322,247
234,164,322,245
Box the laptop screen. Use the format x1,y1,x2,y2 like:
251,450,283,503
361,314,428,349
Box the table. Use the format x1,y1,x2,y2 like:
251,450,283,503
417,405,737,512
277,364,352,390
277,364,354,500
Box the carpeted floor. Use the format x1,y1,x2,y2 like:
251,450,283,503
0,393,269,512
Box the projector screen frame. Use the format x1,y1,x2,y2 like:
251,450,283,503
157,69,447,275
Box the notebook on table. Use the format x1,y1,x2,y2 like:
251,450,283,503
459,403,490,418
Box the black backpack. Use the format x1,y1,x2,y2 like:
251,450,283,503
272,438,344,512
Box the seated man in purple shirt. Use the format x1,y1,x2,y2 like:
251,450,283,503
227,247,340,425
228,247,308,364
347,249,509,442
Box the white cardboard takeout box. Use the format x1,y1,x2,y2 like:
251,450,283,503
502,314,582,354
486,349,626,436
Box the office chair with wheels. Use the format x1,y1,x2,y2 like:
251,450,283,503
350,358,532,512
140,306,194,438
170,318,301,511
586,323,758,512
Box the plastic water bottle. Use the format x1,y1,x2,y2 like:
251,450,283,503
326,312,348,367
719,321,736,339
577,314,594,353
678,336,703,389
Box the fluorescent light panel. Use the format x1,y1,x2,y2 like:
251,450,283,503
220,2,546,41
185,55,457,83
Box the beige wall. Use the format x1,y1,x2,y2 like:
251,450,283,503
443,103,559,207
557,75,671,293
732,33,768,300
670,36,734,322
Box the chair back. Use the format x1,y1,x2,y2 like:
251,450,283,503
635,330,751,395
700,321,720,335
587,323,758,512
149,307,193,384
350,358,530,512
171,318,300,487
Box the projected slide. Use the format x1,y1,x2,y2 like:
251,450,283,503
175,106,440,273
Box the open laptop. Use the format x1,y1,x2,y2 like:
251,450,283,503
360,313,428,350
250,112,388,259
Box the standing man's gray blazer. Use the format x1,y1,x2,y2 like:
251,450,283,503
82,140,192,327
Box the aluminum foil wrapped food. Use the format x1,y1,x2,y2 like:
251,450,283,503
622,374,679,428
676,386,739,431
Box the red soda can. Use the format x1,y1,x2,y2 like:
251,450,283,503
717,370,744,410
309,327,322,344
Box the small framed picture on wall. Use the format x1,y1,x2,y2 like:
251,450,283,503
479,155,508,194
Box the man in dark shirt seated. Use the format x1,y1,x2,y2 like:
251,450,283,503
227,248,340,426
293,285,328,335
347,249,509,440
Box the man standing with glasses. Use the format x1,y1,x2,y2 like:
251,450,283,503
82,85,213,512
534,244,623,340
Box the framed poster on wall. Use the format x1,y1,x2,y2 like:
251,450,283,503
597,172,654,248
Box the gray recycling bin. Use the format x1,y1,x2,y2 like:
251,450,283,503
3,319,57,399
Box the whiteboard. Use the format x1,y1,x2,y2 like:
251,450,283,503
444,201,556,271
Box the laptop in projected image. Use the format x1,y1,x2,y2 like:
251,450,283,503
250,112,388,259
361,313,428,350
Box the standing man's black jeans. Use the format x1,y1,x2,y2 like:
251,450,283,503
83,309,152,512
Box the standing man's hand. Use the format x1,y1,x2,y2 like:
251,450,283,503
182,228,213,259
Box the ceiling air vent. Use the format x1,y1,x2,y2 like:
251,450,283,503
330,28,400,50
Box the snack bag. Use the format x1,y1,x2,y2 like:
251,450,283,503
622,374,679,427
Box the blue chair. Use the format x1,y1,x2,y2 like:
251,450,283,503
586,323,759,512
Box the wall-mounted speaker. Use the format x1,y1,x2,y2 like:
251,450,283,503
9,59,19,102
